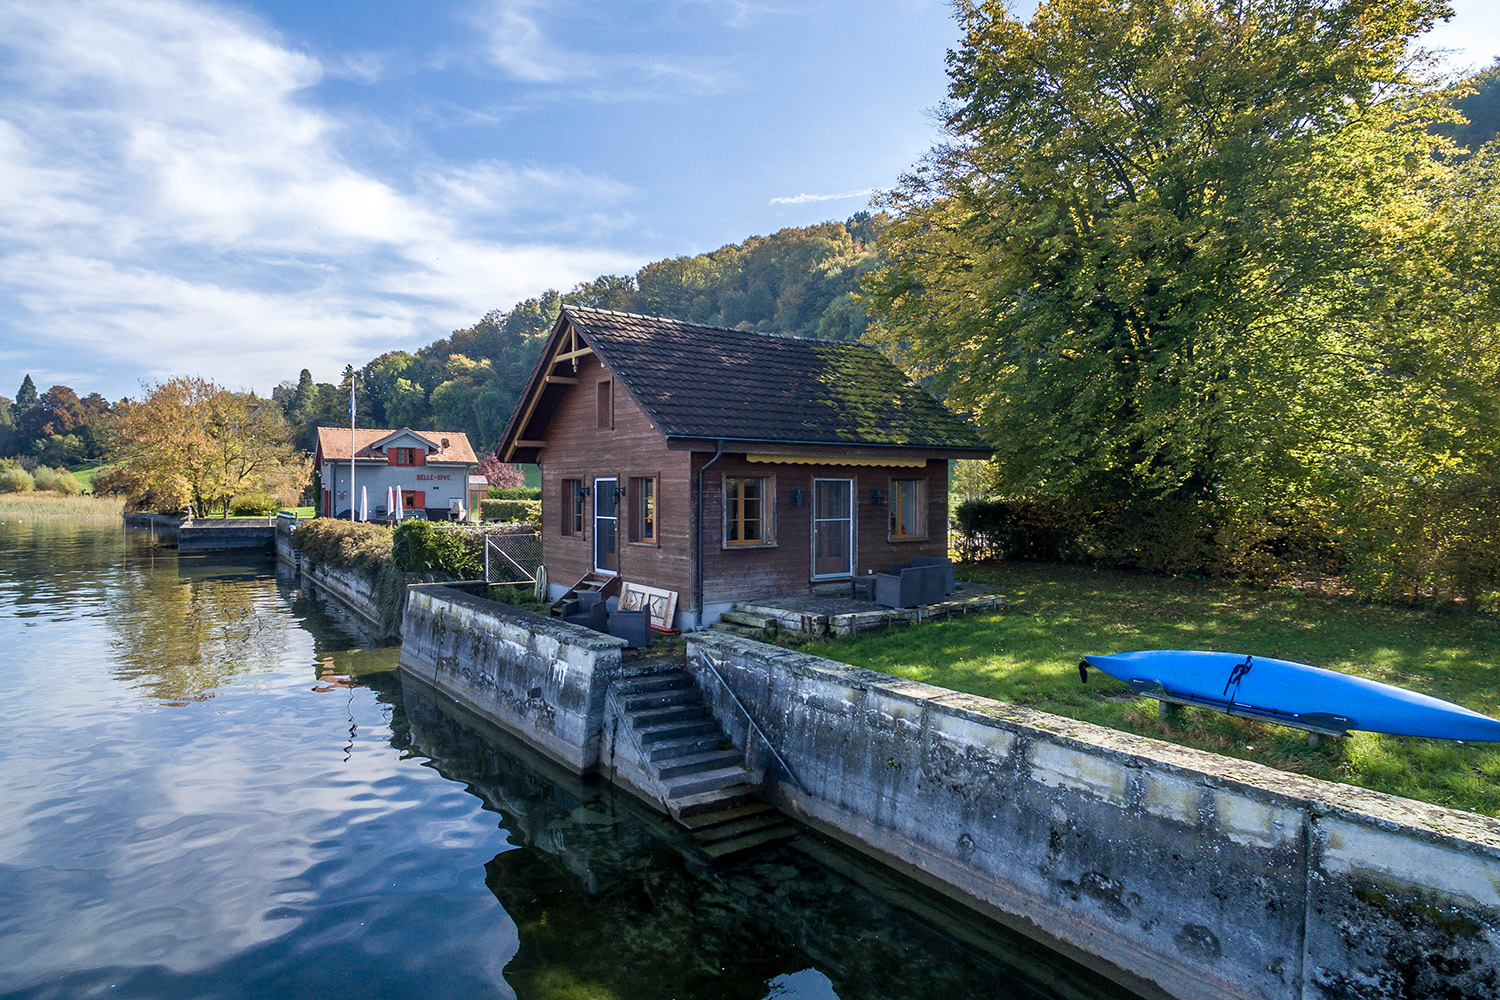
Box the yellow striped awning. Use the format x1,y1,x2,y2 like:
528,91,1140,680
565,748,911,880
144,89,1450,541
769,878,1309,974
745,453,927,468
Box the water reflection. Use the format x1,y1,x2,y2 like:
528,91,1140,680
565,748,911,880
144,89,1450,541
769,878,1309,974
0,521,1133,1000
399,680,1133,1000
105,553,287,704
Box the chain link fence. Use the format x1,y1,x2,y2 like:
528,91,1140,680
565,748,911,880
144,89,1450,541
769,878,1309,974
482,527,543,586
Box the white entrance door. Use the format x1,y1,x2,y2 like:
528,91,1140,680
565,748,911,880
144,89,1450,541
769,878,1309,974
812,478,853,578
594,478,618,575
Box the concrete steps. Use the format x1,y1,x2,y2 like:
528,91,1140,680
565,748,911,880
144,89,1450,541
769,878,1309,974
719,609,774,629
710,621,762,638
612,668,798,858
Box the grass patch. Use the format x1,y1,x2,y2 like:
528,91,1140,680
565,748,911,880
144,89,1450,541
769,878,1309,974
783,562,1500,816
68,461,116,492
0,492,124,522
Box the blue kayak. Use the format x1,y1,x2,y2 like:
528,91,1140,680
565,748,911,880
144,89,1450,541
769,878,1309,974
1079,649,1500,741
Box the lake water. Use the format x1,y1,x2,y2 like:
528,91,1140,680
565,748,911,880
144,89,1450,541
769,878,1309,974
0,519,1138,1000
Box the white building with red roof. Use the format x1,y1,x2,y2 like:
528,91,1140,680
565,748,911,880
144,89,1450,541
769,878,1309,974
314,426,484,520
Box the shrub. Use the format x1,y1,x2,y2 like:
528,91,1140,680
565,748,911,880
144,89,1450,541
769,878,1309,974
0,467,34,493
487,486,541,501
481,498,542,524
391,520,480,576
292,519,394,574
952,495,1093,564
229,492,280,516
33,466,83,495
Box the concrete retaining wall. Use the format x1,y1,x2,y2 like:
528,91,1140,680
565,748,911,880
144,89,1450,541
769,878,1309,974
123,512,186,540
303,560,388,634
177,522,275,552
399,583,627,774
686,631,1500,1000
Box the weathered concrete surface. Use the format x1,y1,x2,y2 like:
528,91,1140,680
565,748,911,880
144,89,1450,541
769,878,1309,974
301,560,387,634
686,631,1500,1000
177,522,275,552
400,583,626,774
123,512,186,540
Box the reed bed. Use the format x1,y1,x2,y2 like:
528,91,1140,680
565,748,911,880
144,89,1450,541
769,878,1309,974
0,493,126,522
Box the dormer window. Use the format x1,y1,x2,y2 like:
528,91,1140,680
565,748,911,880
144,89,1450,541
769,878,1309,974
393,447,417,466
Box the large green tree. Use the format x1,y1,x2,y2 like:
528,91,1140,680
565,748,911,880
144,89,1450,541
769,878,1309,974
866,0,1493,579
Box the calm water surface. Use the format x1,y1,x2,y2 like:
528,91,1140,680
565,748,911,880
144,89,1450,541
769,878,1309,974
0,519,1137,1000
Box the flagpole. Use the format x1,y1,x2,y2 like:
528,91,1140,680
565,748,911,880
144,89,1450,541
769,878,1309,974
349,377,356,523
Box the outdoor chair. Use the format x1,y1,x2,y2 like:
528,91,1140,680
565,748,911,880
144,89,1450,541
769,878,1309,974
907,555,956,596
604,595,650,648
562,592,607,631
873,562,946,608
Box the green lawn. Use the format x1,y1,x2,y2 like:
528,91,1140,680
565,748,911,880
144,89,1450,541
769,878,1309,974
785,562,1500,816
68,460,116,492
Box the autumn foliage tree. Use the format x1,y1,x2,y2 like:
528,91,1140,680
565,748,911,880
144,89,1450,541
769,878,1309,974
110,377,309,518
867,0,1500,602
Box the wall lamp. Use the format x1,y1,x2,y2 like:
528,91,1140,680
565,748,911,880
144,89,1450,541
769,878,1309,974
613,485,627,500
788,487,804,508
869,488,885,507
575,484,591,499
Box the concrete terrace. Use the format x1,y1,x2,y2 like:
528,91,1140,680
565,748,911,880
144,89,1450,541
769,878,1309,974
719,583,1005,637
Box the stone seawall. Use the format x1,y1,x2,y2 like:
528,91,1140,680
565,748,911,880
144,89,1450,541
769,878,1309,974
303,560,388,634
177,522,275,552
686,631,1500,1000
399,583,627,774
123,512,186,540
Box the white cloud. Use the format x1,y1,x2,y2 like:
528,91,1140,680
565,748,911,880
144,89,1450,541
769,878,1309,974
471,0,735,96
422,161,634,217
479,0,580,84
769,187,878,205
0,0,641,394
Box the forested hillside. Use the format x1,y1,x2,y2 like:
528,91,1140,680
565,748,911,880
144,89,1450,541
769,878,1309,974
1437,59,1500,153
272,212,888,454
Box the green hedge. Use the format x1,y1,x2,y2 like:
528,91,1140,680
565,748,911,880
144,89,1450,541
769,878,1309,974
481,498,541,525
392,520,480,576
487,486,541,500
486,485,540,500
291,519,394,573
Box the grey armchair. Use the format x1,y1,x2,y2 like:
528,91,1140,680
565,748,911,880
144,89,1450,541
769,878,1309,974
873,562,946,608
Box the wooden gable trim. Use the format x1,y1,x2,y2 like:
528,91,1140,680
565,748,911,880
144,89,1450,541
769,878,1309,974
498,314,580,462
497,312,666,463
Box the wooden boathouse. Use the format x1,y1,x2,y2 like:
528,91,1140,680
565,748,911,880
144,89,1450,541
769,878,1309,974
496,306,991,628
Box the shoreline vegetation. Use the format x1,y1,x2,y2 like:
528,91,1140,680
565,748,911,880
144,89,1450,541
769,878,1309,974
779,561,1500,817
0,492,124,521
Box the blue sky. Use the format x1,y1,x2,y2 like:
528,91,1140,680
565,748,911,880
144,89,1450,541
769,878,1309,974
0,0,1496,401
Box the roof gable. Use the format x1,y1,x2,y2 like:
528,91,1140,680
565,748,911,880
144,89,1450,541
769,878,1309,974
316,427,479,465
368,428,440,451
499,307,991,461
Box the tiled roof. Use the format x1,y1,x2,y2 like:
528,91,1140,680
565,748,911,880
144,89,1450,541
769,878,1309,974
562,307,991,452
316,427,478,464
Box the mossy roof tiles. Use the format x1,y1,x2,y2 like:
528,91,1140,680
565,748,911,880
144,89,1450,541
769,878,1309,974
562,306,991,453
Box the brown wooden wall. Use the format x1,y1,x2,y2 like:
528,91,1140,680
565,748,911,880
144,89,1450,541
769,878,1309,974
693,452,950,607
534,353,953,618
536,354,695,605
